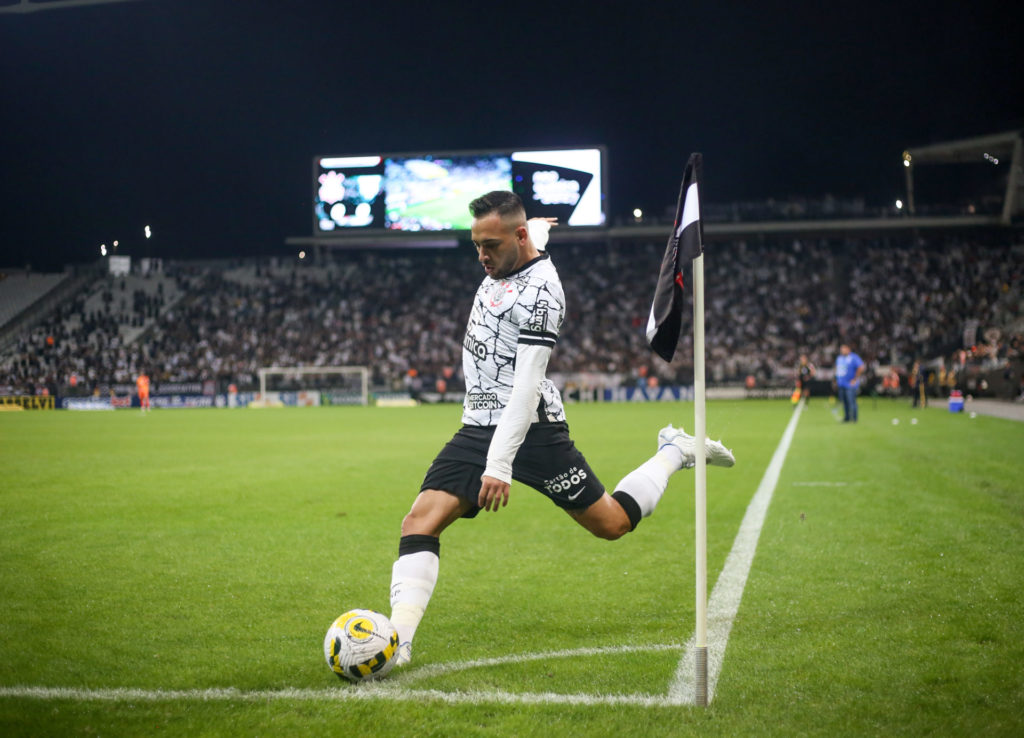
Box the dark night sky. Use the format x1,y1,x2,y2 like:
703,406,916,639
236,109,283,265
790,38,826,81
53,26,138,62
1,0,1021,270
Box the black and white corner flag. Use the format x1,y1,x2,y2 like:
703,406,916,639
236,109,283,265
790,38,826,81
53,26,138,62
646,153,704,362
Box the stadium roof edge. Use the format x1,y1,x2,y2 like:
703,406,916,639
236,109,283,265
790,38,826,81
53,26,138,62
286,214,1015,249
902,130,1022,223
0,0,141,13
904,130,1022,163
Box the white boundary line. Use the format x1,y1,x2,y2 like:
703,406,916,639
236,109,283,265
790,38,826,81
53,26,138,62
668,402,803,704
0,684,685,709
0,645,689,708
1,407,803,709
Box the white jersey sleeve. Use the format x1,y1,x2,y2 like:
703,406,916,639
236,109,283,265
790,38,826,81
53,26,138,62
483,343,551,483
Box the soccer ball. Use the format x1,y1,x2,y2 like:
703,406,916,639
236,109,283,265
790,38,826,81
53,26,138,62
323,609,399,682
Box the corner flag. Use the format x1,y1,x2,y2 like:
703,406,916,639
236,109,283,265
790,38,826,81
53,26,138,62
645,153,704,362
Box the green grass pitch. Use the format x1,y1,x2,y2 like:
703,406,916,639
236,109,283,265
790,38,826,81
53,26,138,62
1,399,1022,736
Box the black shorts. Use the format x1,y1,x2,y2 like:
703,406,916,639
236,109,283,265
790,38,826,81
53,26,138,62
421,422,605,518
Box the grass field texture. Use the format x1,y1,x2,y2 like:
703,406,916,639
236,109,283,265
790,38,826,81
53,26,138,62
1,399,1022,736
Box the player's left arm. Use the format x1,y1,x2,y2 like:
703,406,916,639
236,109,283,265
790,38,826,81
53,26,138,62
478,343,551,512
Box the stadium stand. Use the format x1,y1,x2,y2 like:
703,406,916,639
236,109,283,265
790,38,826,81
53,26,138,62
0,269,68,329
1,235,1021,402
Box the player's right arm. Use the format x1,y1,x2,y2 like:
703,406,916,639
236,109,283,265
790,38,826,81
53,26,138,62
478,342,551,511
526,218,556,251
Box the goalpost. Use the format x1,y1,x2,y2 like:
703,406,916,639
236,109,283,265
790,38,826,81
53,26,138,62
256,366,370,407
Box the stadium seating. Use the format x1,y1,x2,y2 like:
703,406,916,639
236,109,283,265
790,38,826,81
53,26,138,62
1,236,1021,399
0,270,68,329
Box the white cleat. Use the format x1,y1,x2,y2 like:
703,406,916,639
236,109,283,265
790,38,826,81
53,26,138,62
658,424,735,468
394,641,412,667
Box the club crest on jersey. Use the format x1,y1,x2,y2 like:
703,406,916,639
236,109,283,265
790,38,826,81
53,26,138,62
489,281,515,307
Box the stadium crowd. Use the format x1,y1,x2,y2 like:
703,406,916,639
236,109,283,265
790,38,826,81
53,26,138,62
1,234,1022,399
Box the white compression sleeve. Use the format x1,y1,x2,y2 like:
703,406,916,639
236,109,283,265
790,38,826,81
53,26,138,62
389,550,439,645
613,447,687,518
483,343,551,484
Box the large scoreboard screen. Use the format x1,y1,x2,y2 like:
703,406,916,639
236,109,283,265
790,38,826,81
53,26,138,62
313,147,606,235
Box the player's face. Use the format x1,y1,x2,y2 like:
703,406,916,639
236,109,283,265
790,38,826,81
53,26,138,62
471,212,527,280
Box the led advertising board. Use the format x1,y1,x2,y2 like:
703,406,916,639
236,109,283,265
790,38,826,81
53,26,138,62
313,147,606,235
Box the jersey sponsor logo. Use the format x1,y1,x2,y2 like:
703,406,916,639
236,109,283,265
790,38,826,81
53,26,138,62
463,334,488,361
528,300,550,333
543,466,589,497
465,392,500,410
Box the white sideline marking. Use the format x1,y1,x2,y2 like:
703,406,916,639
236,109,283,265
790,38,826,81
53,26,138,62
1,408,803,710
0,645,689,708
668,402,804,705
0,684,685,708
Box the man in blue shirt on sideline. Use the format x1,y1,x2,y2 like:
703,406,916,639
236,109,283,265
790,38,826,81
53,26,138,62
835,344,865,423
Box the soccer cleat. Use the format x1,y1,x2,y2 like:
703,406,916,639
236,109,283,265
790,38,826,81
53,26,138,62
658,424,696,468
394,641,412,667
658,424,735,468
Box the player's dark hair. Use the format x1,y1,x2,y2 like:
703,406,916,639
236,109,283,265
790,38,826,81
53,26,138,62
468,190,525,221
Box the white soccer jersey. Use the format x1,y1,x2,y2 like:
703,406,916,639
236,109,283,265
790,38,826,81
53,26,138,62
461,253,566,427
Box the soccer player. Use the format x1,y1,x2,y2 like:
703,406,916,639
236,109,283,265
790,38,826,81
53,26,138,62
796,354,816,402
136,371,150,413
834,344,864,422
387,191,735,666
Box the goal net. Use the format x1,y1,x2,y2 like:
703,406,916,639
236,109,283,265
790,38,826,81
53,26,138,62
255,366,370,407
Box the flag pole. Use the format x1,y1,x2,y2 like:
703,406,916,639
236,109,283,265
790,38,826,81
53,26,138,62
692,250,708,707
642,152,707,704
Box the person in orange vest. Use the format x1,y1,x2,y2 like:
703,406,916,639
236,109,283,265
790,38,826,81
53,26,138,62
882,367,901,397
136,372,151,413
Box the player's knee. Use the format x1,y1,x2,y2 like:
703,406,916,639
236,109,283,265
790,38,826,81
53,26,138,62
571,493,635,540
400,489,463,537
400,507,432,537
587,513,632,541
592,521,630,541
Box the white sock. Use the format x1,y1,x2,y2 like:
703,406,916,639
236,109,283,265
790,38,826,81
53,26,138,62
389,550,439,645
614,447,685,518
